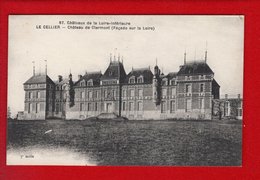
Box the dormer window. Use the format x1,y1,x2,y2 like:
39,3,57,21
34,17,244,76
162,78,168,86
137,76,143,83
87,79,93,86
171,79,176,85
80,81,85,87
109,71,113,76
129,76,135,84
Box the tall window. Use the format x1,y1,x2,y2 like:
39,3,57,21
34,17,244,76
88,91,93,98
161,101,166,113
80,91,85,98
186,99,192,112
138,89,143,97
170,101,175,113
87,103,92,111
56,103,59,114
28,103,31,113
123,90,127,97
29,92,32,99
129,77,135,84
122,102,126,111
137,76,143,83
36,91,41,98
200,98,204,109
94,103,98,111
172,88,176,96
95,91,99,98
162,89,167,96
130,89,135,97
80,103,84,111
137,101,143,111
104,90,107,98
186,84,191,94
200,84,204,92
129,102,134,111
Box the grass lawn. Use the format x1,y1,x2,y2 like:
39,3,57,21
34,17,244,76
7,119,242,166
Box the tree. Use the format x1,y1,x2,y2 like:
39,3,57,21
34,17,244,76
7,106,12,119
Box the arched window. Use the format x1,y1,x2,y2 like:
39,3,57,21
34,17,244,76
129,76,135,84
137,76,143,83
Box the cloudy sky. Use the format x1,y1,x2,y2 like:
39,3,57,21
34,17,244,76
8,15,244,116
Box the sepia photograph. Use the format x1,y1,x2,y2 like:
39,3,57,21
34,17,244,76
7,15,244,166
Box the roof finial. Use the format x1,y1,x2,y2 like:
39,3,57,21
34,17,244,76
110,53,112,62
156,58,158,66
205,41,208,63
121,56,124,64
118,53,120,62
184,49,187,65
114,48,117,61
44,60,47,75
32,61,35,76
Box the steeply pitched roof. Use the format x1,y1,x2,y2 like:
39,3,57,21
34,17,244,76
75,72,102,86
101,61,126,82
177,61,214,76
166,72,177,79
125,67,153,84
24,75,54,85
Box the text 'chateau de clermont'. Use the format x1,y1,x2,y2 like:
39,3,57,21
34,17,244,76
18,50,242,121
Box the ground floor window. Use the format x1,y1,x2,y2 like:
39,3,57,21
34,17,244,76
122,101,126,111
137,101,143,111
88,103,92,111
161,101,166,113
80,103,84,111
200,98,204,109
56,103,59,114
170,100,175,113
129,102,134,111
186,99,191,112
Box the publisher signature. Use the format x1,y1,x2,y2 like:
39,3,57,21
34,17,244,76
20,155,34,159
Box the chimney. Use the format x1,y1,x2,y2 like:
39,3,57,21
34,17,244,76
58,75,63,82
238,94,240,99
225,94,228,100
78,75,82,80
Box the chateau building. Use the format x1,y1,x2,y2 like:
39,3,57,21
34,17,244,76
22,53,221,120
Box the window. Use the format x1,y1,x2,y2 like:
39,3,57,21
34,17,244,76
87,103,92,111
104,90,107,98
137,101,143,111
130,89,135,97
129,102,134,111
172,88,176,96
95,91,99,98
55,103,59,114
80,103,84,111
162,89,167,96
88,91,93,98
171,79,176,85
122,102,126,111
28,92,32,99
200,98,204,109
162,80,167,86
137,76,143,83
123,90,127,97
170,101,175,113
80,81,85,87
28,103,31,113
94,103,98,111
112,90,116,97
138,89,143,97
87,80,93,86
37,91,41,98
185,99,192,112
80,91,85,98
129,77,135,84
200,84,204,92
186,84,191,93
161,101,166,113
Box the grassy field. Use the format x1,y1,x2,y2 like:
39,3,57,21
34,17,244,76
7,119,242,166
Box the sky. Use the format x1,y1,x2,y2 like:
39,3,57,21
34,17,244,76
8,15,244,116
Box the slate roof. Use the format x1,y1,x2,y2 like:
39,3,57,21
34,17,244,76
101,61,126,82
24,75,54,85
166,72,177,79
74,72,102,86
125,67,153,84
177,61,214,76
212,78,220,87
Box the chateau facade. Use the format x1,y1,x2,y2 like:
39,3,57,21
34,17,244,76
22,55,220,120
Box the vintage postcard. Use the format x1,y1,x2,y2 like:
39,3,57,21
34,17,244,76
7,15,244,166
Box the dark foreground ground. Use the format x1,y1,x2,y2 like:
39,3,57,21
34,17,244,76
7,119,242,166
